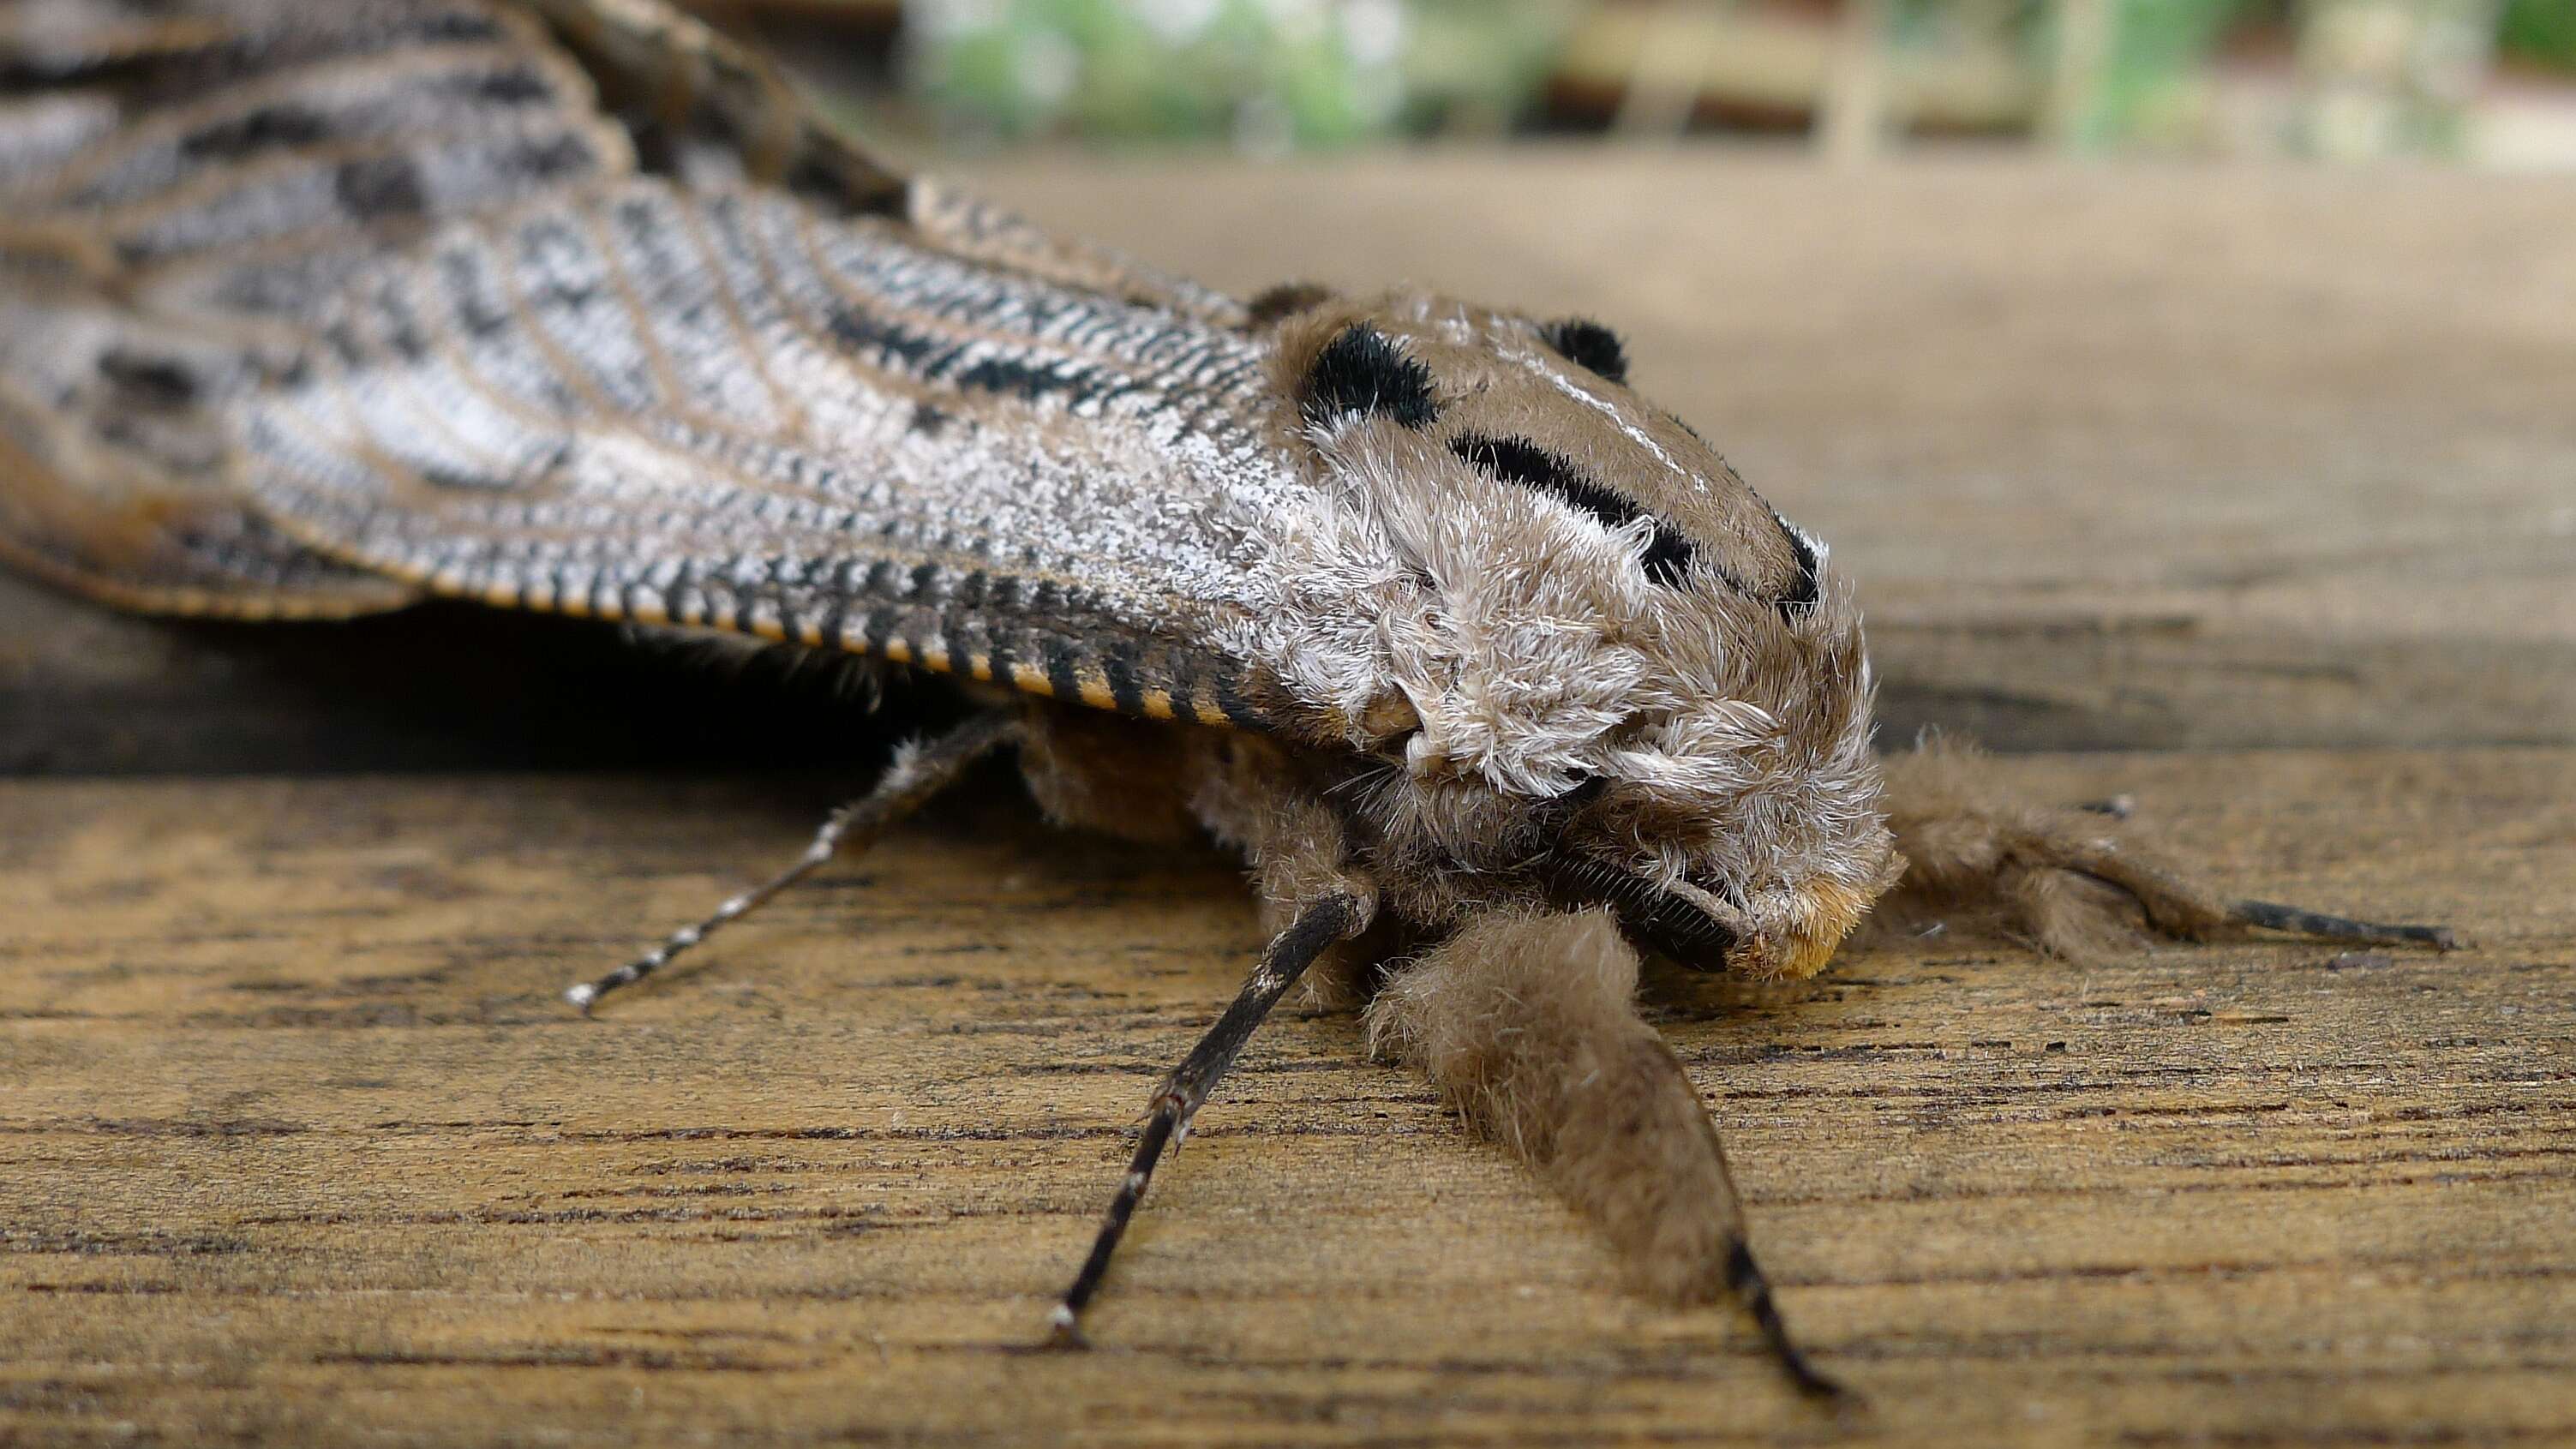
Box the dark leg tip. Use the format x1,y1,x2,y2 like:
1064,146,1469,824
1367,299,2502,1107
2232,900,2465,953
1788,1360,1854,1405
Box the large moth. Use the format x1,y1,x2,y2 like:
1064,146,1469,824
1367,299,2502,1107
0,0,2459,1398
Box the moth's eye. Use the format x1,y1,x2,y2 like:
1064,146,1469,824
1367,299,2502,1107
1537,317,1628,384
1449,433,1697,588
1300,323,1437,432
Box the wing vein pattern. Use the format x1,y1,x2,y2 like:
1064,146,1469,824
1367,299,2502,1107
0,0,1304,727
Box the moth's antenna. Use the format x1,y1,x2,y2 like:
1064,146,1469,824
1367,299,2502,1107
1047,890,1367,1346
566,709,1025,1014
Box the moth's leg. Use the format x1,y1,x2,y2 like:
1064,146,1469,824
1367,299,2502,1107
566,708,1026,1012
1048,889,1370,1344
1877,736,2459,958
1027,715,1386,1006
1367,910,1848,1401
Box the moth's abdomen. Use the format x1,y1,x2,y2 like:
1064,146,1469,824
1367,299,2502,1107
237,178,1288,730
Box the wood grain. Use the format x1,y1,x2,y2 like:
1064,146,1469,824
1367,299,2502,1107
3,751,2572,1446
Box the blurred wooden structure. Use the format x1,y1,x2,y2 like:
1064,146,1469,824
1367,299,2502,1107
705,0,2576,163
4,155,2573,1446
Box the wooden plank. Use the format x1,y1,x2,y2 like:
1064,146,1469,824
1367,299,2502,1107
6,155,2570,770
3,750,2569,1446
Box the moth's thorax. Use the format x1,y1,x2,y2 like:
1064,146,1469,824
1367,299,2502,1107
1229,289,1896,977
1299,292,1811,598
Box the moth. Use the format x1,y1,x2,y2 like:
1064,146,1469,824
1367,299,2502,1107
0,0,2459,1399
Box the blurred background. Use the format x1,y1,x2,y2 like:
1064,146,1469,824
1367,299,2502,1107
692,0,2576,166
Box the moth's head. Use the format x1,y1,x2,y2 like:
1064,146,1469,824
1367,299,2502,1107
1250,288,1897,979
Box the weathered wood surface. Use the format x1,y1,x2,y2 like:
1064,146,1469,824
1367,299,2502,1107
6,157,2573,772
3,752,2572,1446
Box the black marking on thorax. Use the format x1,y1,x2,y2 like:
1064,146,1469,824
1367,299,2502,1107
1300,324,1436,431
1775,522,1819,615
1450,433,1696,587
1453,429,1824,614
1537,317,1627,384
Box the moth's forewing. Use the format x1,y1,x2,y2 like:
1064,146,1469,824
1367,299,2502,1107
0,0,1287,718
231,177,1298,728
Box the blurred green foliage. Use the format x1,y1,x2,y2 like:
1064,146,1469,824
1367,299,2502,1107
888,0,2569,159
2068,0,2247,147
2501,0,2576,69
905,0,1570,148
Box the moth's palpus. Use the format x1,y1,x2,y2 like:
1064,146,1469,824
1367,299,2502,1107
0,0,2459,1398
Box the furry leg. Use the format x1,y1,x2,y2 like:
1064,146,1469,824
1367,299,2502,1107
1048,890,1369,1344
565,709,1026,1012
1368,910,1846,1399
1876,737,2459,958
